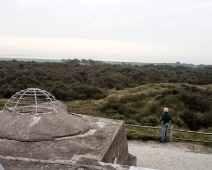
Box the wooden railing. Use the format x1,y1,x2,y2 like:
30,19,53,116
125,124,212,144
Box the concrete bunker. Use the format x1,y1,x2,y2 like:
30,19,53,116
0,88,136,169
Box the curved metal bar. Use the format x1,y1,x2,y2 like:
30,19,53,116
3,88,61,115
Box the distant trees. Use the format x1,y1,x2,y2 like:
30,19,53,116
62,58,103,65
0,60,212,130
0,60,212,101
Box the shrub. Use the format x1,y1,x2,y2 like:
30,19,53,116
4,88,16,98
202,111,212,128
148,102,160,114
140,115,159,126
172,116,185,127
178,92,211,112
112,114,124,120
180,111,203,131
125,119,138,125
105,108,118,116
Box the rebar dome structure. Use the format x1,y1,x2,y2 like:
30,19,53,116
4,88,61,116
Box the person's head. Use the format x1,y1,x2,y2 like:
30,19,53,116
163,107,169,112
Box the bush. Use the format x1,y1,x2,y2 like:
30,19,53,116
4,88,16,98
180,111,203,131
140,115,159,126
105,108,118,116
172,116,185,127
178,91,211,112
125,119,138,125
148,102,158,113
202,111,212,128
112,114,124,120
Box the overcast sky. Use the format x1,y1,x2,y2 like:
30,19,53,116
0,0,212,64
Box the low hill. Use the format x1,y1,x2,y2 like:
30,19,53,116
65,83,212,131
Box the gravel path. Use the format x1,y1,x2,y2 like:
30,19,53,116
128,140,212,170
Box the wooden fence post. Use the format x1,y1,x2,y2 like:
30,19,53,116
170,124,173,142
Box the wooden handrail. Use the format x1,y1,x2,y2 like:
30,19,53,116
173,129,212,135
125,124,212,143
125,124,212,135
125,124,165,130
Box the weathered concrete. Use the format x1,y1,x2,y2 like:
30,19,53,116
101,122,133,165
0,156,126,170
0,113,136,169
0,102,90,142
0,90,136,169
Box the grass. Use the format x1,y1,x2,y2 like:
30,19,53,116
63,99,107,117
172,130,212,143
0,99,7,110
126,126,162,141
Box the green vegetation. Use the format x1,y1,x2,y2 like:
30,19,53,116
65,83,212,131
0,59,212,134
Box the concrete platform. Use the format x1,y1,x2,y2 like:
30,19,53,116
0,89,136,169
0,111,136,169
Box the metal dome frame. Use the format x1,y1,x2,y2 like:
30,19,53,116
4,88,61,116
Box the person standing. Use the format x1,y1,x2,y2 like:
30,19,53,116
161,107,171,143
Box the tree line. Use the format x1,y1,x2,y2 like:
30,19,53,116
0,59,212,101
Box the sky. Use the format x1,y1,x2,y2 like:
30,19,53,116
0,0,212,64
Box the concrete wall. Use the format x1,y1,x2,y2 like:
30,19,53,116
101,122,136,166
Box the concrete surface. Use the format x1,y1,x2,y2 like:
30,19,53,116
0,102,90,142
0,95,136,169
0,110,136,169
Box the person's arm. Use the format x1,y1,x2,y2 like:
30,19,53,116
161,116,164,125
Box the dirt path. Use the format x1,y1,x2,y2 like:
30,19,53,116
128,140,212,170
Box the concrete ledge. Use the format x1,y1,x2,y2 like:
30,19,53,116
101,122,137,166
